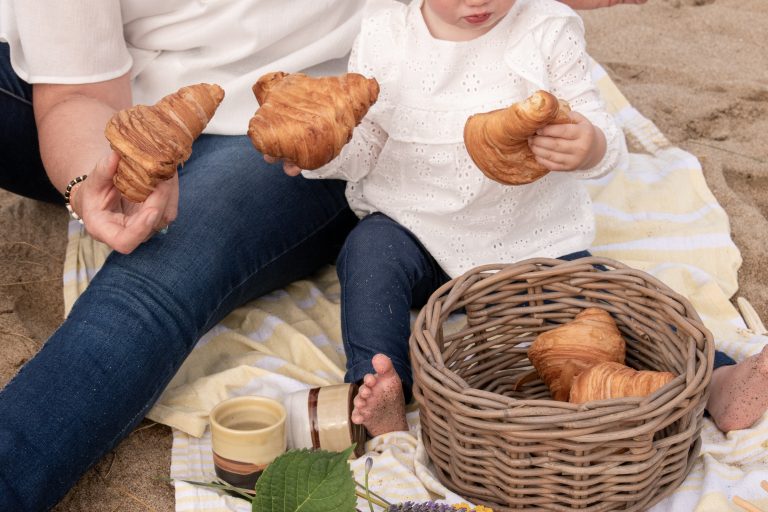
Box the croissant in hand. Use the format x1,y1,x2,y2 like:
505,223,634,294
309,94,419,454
569,361,675,404
105,83,225,202
247,72,379,170
464,90,572,185
527,308,625,401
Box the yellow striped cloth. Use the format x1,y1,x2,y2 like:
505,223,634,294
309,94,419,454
62,63,768,511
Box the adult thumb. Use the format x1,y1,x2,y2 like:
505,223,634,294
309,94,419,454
90,151,120,187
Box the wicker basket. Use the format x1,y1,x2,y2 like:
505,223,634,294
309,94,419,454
410,257,714,511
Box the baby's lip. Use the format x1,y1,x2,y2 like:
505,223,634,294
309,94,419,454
464,12,492,24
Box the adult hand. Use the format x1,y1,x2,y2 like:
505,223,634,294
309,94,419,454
263,154,303,176
71,152,179,254
560,0,647,9
529,111,606,171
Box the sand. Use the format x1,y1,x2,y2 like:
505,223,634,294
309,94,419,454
1,1,766,510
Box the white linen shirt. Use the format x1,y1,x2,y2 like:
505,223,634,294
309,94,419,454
0,0,368,134
307,0,628,278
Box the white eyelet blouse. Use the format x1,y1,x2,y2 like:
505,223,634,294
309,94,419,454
307,0,628,278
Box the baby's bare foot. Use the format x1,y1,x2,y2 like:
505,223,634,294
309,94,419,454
707,345,768,432
350,354,409,437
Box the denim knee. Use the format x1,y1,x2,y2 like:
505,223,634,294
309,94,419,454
336,213,430,281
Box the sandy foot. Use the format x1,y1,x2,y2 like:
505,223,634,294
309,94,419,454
350,354,409,437
707,345,768,432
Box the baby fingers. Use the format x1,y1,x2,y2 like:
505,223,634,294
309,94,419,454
529,134,575,154
529,139,580,171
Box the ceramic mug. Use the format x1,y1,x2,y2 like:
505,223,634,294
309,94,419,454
209,396,287,488
285,383,367,457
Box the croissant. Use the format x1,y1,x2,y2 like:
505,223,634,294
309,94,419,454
247,71,379,170
463,90,572,185
569,361,675,404
105,83,225,202
527,308,626,401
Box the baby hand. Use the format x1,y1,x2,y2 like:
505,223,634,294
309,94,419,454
263,154,303,176
529,111,606,172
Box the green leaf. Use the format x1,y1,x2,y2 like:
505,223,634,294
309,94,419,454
253,445,357,512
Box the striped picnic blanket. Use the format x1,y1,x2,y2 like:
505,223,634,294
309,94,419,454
63,62,768,511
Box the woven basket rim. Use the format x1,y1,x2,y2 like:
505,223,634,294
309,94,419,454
411,255,714,411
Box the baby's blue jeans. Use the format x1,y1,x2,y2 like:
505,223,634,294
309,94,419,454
337,212,598,402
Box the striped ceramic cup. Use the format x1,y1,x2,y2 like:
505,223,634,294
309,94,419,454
209,396,287,489
285,383,367,458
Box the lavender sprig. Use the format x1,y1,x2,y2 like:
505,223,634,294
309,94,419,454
387,502,494,512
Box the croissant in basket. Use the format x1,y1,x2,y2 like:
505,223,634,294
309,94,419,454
464,90,572,185
527,307,626,401
569,361,675,404
247,71,379,170
105,83,225,203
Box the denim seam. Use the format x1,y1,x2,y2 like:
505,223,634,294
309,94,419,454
338,245,356,367
103,356,181,462
0,86,32,106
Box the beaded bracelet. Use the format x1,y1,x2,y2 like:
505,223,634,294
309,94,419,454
64,174,88,224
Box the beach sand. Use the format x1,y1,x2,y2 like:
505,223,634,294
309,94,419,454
0,0,766,510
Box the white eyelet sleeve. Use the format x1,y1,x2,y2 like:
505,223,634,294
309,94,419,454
540,16,628,180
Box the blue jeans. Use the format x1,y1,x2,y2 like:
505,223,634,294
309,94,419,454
0,46,358,511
